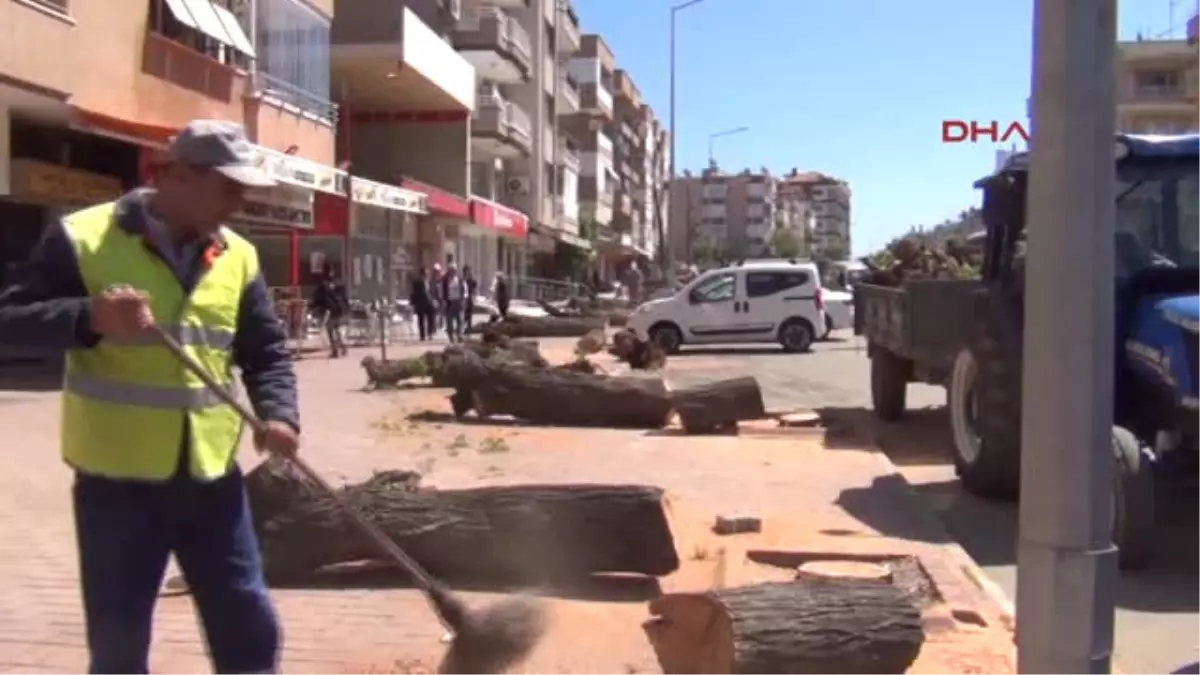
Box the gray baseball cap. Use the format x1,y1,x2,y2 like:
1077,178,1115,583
166,119,277,188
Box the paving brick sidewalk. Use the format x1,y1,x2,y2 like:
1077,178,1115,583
0,341,1013,673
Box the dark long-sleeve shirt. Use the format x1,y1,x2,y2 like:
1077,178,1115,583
0,189,300,433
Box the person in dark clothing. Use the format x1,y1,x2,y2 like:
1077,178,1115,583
491,271,510,320
311,268,350,358
441,265,467,343
462,266,479,331
409,266,435,341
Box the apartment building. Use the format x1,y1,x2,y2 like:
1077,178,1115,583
1116,34,1198,133
1,0,349,293
779,170,852,260
563,34,617,240
668,165,777,263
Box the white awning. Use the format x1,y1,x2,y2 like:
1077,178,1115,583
161,0,199,29
210,2,256,58
179,0,236,50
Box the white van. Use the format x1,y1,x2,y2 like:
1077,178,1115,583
626,260,826,353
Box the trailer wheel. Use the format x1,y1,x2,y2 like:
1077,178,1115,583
870,348,908,421
1111,426,1156,570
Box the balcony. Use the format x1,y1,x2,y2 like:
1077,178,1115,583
558,75,581,113
615,189,633,215
476,0,531,8
613,69,641,107
558,3,582,54
471,93,533,158
454,8,533,84
1120,83,1197,108
559,141,581,172
579,82,614,118
142,32,239,103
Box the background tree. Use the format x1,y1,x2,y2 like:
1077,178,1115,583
769,228,804,259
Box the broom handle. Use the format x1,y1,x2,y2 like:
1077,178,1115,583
152,325,443,595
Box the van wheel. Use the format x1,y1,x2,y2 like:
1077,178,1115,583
649,322,683,354
779,318,814,353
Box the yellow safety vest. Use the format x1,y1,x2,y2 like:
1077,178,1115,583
60,201,258,481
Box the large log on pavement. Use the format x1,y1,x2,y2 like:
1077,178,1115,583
426,338,547,386
671,376,766,433
644,579,924,674
440,349,673,428
244,458,680,582
465,314,604,338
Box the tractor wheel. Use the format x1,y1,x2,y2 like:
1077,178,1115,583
1111,426,1156,570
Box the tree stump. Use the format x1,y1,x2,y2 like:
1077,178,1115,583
671,377,766,434
439,350,672,428
644,579,924,674
244,458,679,582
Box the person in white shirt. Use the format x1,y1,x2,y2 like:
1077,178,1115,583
441,264,467,342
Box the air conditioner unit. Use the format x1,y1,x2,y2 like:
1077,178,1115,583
507,177,531,194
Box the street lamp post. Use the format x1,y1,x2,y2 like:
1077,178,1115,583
707,126,749,164
666,0,709,280
1017,0,1119,672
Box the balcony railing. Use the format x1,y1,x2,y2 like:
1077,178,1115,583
1122,83,1193,103
579,82,614,117
558,76,580,111
457,8,532,71
474,93,533,145
558,3,582,52
142,32,239,103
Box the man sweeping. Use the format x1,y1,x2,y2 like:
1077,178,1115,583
0,119,299,674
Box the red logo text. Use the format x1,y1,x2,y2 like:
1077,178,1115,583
942,120,1029,144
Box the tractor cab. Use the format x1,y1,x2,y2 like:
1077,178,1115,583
975,133,1199,459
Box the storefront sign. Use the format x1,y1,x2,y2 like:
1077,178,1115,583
236,185,315,229
249,146,348,196
351,178,428,214
469,197,529,238
9,159,123,206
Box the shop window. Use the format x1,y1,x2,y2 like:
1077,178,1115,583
244,234,291,288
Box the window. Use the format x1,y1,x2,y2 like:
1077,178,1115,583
1134,69,1181,91
689,273,736,304
745,271,809,298
256,0,333,120
149,0,253,68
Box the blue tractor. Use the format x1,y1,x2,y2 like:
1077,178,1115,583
944,133,1198,568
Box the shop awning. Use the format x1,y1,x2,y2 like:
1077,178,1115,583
176,0,255,58
248,146,348,196
71,108,175,148
531,223,592,252
469,197,529,239
399,177,470,218
351,177,428,214
210,2,256,58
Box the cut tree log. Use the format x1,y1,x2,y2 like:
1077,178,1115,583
671,376,766,434
465,314,605,338
243,458,680,582
439,349,672,428
644,579,924,674
359,354,432,389
425,338,547,387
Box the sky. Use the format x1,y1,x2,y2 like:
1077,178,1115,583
571,0,1194,255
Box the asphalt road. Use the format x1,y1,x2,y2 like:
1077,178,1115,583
671,332,1199,675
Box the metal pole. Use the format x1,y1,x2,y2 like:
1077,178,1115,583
1017,0,1118,672
666,5,678,281
707,126,749,165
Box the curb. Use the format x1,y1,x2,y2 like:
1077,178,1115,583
864,447,1017,627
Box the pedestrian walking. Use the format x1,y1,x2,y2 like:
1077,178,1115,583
462,265,478,332
409,266,435,341
492,271,510,320
0,119,299,674
311,266,350,358
442,264,467,342
429,263,445,334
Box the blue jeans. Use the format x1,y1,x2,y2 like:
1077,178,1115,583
73,468,279,674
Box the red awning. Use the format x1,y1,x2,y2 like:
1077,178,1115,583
399,177,470,218
469,197,529,239
71,108,175,148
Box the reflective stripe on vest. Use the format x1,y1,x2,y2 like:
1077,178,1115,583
63,371,229,409
109,324,236,350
